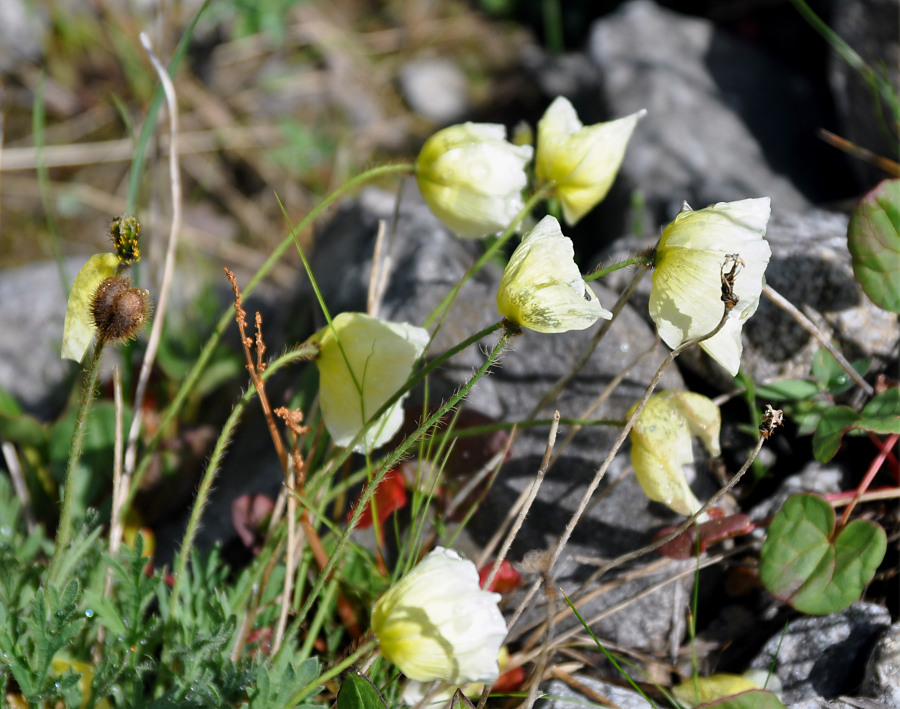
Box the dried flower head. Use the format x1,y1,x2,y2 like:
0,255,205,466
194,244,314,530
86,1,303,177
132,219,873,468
91,277,151,343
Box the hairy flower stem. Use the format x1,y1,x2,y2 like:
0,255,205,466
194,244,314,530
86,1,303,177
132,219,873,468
49,337,106,584
278,329,514,659
126,163,415,512
424,182,555,330
163,346,316,654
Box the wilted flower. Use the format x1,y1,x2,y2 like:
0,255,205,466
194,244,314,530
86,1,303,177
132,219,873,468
371,547,507,685
497,215,611,333
61,253,122,362
311,313,428,453
535,96,645,225
649,198,772,376
673,670,782,707
629,391,721,516
416,122,533,239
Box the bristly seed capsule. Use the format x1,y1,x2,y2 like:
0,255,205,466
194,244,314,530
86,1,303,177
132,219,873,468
110,216,142,265
91,277,151,343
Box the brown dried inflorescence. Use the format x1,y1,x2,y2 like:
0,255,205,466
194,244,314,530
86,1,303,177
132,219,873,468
91,277,152,343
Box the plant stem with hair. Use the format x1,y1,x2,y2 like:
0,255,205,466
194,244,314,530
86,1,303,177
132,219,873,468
49,338,106,584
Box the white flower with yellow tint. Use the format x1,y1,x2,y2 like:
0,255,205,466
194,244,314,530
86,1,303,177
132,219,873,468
497,215,611,333
535,96,645,225
372,547,507,685
312,312,428,453
61,253,121,362
673,670,782,706
416,122,533,239
629,391,721,516
649,198,772,376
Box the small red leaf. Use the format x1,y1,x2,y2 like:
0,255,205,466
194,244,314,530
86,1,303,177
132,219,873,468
347,469,408,531
657,513,755,560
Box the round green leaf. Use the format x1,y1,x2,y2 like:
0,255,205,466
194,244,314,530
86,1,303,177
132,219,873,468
760,494,887,615
848,178,900,313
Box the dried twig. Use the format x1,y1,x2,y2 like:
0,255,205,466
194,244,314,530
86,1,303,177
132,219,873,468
763,284,873,396
122,33,184,492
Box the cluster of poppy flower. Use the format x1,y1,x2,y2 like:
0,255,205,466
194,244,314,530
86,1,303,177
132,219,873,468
61,96,773,700
313,98,771,694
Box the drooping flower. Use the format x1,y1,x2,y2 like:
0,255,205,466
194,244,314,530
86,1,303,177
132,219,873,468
371,547,507,685
649,198,772,376
497,215,611,333
629,391,721,516
535,96,645,225
673,670,782,707
416,122,533,239
311,312,428,453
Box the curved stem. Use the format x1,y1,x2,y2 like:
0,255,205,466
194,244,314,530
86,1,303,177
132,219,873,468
423,182,555,330
586,254,653,282
49,338,106,583
126,163,414,510
279,329,514,654
164,346,316,631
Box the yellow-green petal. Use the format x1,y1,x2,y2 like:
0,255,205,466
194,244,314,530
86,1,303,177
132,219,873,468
61,253,120,362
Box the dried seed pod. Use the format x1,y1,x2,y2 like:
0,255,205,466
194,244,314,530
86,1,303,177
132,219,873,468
91,277,151,343
109,215,142,265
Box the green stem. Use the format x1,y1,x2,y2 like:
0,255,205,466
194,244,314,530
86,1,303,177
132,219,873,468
586,254,654,282
126,163,414,510
290,637,378,705
163,346,316,640
49,338,107,583
423,183,555,330
278,328,514,657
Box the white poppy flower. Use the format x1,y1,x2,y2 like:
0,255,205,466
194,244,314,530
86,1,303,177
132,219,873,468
416,122,533,239
649,198,772,376
497,215,611,333
312,312,428,453
629,391,721,516
535,96,645,225
372,547,507,685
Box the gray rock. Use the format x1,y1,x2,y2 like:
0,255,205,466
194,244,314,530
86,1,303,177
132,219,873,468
587,0,812,220
748,461,844,524
0,257,87,418
310,186,719,655
862,621,900,706
828,0,900,190
750,602,892,703
0,0,45,73
398,58,469,124
536,675,649,709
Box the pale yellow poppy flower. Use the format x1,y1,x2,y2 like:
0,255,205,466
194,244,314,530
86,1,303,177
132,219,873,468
497,215,611,333
629,391,721,516
416,122,533,239
372,547,507,685
535,96,645,225
312,312,428,453
649,198,772,376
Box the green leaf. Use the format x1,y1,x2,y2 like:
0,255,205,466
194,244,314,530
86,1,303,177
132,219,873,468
755,379,820,401
810,349,868,395
848,178,900,313
698,689,786,708
760,494,887,615
859,388,900,433
812,406,859,461
337,671,387,709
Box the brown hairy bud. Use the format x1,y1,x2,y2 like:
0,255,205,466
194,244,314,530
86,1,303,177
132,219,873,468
90,277,152,343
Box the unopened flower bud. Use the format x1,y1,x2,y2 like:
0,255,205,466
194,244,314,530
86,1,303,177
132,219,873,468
109,215,142,265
